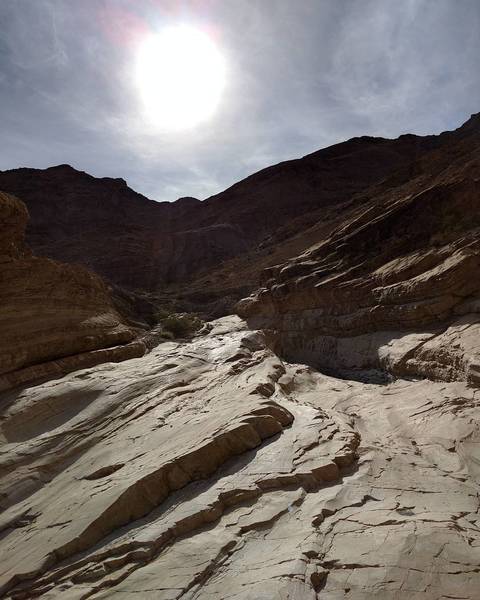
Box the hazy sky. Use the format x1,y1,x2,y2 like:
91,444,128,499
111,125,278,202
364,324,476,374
1,0,479,201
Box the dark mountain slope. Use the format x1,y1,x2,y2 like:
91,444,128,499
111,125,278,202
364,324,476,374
0,125,447,293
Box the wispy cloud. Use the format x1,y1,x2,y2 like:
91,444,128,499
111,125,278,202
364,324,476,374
0,0,479,201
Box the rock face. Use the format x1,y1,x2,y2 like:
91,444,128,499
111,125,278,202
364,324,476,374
0,191,144,392
0,166,245,290
238,113,480,384
2,117,477,317
1,317,480,598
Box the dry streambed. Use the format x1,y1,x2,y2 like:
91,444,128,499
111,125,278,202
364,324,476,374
1,316,479,599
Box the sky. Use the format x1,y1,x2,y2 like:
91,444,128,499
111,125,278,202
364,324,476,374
1,0,479,201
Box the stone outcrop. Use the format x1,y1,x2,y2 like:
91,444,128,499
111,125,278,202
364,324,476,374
1,117,478,320
0,191,144,392
1,317,480,598
237,113,480,384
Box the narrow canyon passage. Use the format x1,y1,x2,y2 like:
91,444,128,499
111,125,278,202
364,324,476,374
1,6,479,597
1,316,479,599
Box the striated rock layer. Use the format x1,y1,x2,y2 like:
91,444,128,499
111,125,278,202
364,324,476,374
1,115,479,319
1,317,480,598
237,113,480,384
0,191,144,392
0,124,446,295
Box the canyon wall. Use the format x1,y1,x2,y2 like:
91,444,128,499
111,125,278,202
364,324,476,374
0,191,144,392
238,114,480,384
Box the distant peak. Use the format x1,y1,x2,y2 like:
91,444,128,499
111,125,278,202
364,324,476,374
176,196,201,205
458,112,480,133
100,176,127,187
47,164,76,171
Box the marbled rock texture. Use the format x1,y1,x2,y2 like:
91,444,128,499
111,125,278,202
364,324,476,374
1,317,480,599
0,191,144,392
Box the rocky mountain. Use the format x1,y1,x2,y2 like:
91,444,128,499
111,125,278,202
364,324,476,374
0,126,443,297
1,113,480,599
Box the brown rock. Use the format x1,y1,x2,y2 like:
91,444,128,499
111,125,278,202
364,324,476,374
237,114,480,383
0,191,144,391
0,127,444,299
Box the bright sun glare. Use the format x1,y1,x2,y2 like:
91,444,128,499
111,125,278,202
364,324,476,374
136,26,226,131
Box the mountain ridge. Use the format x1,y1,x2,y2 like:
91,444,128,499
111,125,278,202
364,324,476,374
1,113,472,302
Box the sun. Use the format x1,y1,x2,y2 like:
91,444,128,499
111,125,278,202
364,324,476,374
135,26,226,131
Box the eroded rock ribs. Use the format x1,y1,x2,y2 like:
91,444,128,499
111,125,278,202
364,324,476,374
2,318,480,598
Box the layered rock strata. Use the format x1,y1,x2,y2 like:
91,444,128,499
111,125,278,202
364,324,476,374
2,114,480,599
0,191,144,392
0,124,444,293
237,116,480,383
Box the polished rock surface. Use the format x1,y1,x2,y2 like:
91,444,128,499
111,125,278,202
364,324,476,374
1,316,479,599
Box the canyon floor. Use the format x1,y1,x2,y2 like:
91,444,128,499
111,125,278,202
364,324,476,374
2,316,479,599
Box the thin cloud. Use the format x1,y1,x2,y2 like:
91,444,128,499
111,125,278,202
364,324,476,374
0,0,479,201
